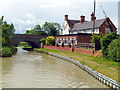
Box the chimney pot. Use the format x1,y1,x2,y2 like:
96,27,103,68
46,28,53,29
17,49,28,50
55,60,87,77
91,12,96,21
64,15,68,21
80,15,85,23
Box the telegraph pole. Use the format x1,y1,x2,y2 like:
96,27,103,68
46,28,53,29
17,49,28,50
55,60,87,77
93,0,96,34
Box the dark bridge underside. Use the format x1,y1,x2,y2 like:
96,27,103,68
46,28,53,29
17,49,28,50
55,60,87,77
10,34,47,48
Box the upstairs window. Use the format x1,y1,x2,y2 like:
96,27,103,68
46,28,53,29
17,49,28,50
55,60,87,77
105,28,111,34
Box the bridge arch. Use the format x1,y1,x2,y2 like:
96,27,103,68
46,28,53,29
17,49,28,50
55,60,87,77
10,34,47,48
17,41,38,49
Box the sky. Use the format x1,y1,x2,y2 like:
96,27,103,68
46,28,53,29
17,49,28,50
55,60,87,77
0,0,119,34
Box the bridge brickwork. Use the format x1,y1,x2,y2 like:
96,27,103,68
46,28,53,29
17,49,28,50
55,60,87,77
10,34,47,48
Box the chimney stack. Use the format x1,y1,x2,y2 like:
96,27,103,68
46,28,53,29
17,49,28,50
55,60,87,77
80,15,85,23
91,12,96,21
64,15,68,21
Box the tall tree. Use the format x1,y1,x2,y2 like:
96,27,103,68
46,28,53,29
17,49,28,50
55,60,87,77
0,16,4,48
42,22,61,36
33,25,41,32
25,24,46,35
2,17,15,46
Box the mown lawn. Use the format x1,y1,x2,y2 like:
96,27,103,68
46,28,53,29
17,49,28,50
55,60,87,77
34,48,119,82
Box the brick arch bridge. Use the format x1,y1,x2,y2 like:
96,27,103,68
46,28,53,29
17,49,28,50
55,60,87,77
10,34,47,48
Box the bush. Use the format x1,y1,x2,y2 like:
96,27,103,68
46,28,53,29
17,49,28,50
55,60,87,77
45,36,55,46
1,46,17,57
91,33,102,43
108,39,120,62
40,38,46,44
100,31,117,58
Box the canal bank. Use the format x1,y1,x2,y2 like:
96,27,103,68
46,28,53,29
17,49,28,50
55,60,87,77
34,48,120,89
2,47,109,88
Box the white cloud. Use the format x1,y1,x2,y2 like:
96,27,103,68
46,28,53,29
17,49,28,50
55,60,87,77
0,0,119,34
26,28,32,30
26,13,36,20
16,13,38,25
39,0,72,8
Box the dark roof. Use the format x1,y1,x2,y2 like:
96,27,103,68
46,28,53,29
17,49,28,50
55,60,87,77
66,20,80,28
56,33,92,37
70,18,106,32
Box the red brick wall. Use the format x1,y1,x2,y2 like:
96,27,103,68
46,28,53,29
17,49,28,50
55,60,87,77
77,35,92,43
99,18,117,35
44,46,96,56
44,46,73,52
74,48,94,55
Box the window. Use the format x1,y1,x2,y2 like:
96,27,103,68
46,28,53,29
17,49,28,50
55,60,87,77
70,37,76,45
105,28,111,34
57,38,61,44
64,38,68,45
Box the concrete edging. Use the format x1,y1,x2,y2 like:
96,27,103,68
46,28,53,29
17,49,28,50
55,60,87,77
47,52,120,89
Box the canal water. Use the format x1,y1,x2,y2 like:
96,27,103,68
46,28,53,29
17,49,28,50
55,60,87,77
1,47,109,88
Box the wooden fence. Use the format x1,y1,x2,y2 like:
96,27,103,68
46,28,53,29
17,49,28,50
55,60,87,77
76,43,95,50
76,42,101,50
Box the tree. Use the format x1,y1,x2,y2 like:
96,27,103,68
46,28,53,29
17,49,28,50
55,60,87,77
0,16,4,48
45,36,55,46
1,16,17,57
91,33,103,43
42,22,61,36
25,24,47,35
40,38,46,44
2,19,15,46
100,31,117,58
108,39,120,62
33,25,41,32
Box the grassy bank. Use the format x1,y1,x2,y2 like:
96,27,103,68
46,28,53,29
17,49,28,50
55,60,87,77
34,48,119,82
1,46,17,57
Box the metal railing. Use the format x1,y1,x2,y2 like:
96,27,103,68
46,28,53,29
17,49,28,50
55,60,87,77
76,43,95,50
48,52,120,89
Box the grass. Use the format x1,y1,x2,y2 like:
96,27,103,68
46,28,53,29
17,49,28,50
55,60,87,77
34,48,119,82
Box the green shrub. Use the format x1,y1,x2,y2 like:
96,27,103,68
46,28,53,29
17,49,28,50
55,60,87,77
100,31,117,58
1,46,17,57
40,38,46,44
91,33,102,43
108,39,120,62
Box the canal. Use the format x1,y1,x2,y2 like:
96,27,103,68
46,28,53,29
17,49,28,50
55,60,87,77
1,47,109,88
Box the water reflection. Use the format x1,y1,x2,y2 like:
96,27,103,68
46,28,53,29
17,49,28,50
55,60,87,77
2,47,109,88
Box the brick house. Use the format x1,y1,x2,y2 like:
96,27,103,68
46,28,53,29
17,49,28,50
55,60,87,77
62,12,116,35
56,13,117,47
56,33,92,47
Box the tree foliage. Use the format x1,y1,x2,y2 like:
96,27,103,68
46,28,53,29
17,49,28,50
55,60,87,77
25,25,46,35
25,22,61,36
45,36,55,46
42,22,61,36
108,39,120,62
1,17,15,46
91,33,102,43
100,31,117,58
0,16,17,57
40,38,46,44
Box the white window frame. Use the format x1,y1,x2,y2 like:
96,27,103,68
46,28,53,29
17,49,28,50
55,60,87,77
70,37,76,45
63,38,68,45
105,28,111,34
57,38,62,45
